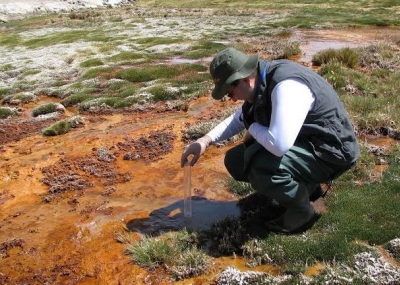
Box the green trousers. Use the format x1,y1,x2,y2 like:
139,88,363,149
224,141,351,209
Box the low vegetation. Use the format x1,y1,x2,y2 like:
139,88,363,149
312,47,359,68
0,106,19,119
117,229,210,280
1,92,37,105
31,103,58,117
42,115,84,136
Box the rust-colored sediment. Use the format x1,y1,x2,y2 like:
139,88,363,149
0,95,241,284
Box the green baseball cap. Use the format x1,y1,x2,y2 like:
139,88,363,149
209,47,259,100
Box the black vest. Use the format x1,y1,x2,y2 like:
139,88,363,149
242,60,360,166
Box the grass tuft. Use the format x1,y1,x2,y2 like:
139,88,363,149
0,107,20,119
42,115,84,136
312,47,359,68
228,178,254,197
60,93,92,107
42,120,71,136
123,229,210,279
2,92,37,104
80,58,104,68
32,103,58,117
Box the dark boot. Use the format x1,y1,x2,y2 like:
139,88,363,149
265,203,319,235
309,185,324,202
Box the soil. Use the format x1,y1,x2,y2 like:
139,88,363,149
0,2,400,285
0,93,244,284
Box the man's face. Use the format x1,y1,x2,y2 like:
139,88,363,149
226,78,255,103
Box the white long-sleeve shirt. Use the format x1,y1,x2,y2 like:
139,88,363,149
206,78,315,157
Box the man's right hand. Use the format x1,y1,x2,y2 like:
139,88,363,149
180,136,210,167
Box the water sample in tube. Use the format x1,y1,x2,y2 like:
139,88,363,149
183,163,192,217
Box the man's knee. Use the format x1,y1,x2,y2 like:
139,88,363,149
224,145,248,182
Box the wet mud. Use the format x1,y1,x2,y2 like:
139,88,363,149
0,92,240,284
1,28,399,284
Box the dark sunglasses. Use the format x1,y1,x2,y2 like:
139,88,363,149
227,79,240,98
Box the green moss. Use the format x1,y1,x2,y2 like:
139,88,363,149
81,66,117,80
19,69,41,78
228,178,254,197
116,65,179,82
60,93,92,107
318,59,347,89
80,58,104,68
0,64,14,72
0,88,13,98
32,103,58,117
185,41,227,59
2,93,37,104
108,51,144,63
42,120,71,136
23,30,115,49
0,34,21,47
42,115,84,136
123,230,210,280
78,97,129,111
313,47,359,68
135,36,183,48
148,85,179,101
0,107,19,119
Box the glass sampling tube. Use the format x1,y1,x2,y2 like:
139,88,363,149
183,163,192,217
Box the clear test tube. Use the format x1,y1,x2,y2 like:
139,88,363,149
183,163,192,217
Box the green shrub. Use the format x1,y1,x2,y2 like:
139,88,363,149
149,85,179,101
181,121,218,142
135,36,182,48
124,230,210,280
0,107,19,119
42,120,71,136
170,247,210,280
108,51,144,63
260,39,302,60
127,238,174,270
42,116,84,136
0,88,13,98
280,40,302,59
68,11,94,20
228,178,254,197
0,64,14,71
80,58,104,68
358,42,400,71
0,35,20,47
318,59,347,89
313,47,359,68
208,217,248,254
116,66,180,82
20,69,41,78
81,66,116,80
78,97,121,111
185,41,227,59
32,103,58,117
313,48,339,66
2,92,37,104
60,93,91,107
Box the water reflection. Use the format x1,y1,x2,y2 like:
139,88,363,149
126,196,241,236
